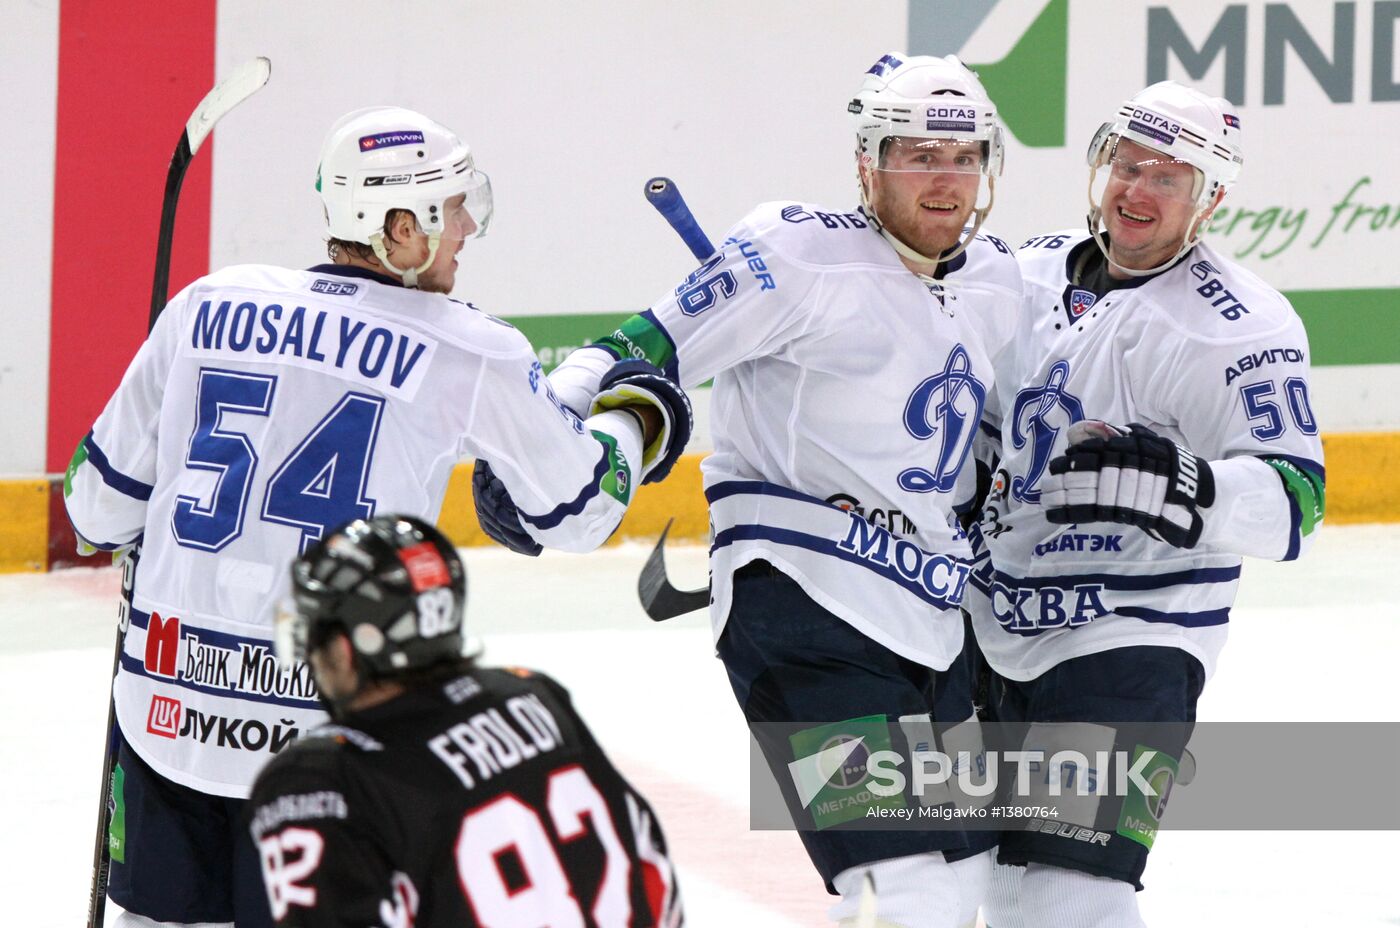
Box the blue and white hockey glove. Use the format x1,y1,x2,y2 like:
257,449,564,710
590,359,693,484
472,459,543,556
1042,421,1216,549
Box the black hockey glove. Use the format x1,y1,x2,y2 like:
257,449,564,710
591,359,693,484
472,459,543,556
1041,421,1216,549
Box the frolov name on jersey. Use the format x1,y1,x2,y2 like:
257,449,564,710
428,693,565,790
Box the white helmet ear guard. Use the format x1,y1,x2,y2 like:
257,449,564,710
317,106,492,286
848,52,1004,266
1086,81,1244,276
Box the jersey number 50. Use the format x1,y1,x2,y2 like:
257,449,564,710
171,367,384,554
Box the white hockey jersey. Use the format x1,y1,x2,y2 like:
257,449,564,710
965,231,1326,682
64,263,647,797
552,203,1023,669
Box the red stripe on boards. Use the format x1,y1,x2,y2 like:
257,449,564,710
47,1,216,472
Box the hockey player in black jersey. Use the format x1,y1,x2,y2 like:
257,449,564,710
246,515,682,926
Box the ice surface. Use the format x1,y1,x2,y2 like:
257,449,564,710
3,525,1397,925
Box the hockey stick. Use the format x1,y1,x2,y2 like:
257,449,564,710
87,56,272,928
636,178,715,622
644,176,717,263
638,519,710,621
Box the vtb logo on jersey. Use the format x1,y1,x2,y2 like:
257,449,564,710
898,344,986,494
1010,360,1085,503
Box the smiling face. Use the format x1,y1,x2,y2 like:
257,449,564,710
1099,138,1219,273
865,137,983,260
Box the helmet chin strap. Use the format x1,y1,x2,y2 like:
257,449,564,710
1086,165,1209,278
859,168,996,269
370,230,442,289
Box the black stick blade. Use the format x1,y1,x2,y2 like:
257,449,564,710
638,519,710,622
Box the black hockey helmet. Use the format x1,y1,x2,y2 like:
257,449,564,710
280,515,466,678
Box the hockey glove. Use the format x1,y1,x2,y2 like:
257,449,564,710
472,459,543,556
590,359,693,484
1041,421,1216,549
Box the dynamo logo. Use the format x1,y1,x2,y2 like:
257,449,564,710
1009,360,1085,503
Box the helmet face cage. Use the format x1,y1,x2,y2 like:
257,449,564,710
317,106,493,246
282,515,466,680
846,53,1004,266
1086,81,1242,213
849,53,1005,180
1088,131,1205,205
1084,82,1243,276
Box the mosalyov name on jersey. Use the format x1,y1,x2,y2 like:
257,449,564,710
188,298,437,401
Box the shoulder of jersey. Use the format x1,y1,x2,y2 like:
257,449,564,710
253,723,370,788
186,264,532,358
1155,241,1300,339
952,227,1023,293
739,200,896,270
1125,239,1299,344
1013,228,1088,287
480,665,569,700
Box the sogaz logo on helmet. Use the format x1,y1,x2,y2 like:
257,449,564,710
926,105,978,133
1127,107,1182,146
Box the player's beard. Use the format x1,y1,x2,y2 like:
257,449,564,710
416,247,461,294
871,175,976,260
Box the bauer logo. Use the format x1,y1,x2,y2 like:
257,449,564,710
147,695,182,739
363,173,412,186
310,279,359,296
359,131,425,151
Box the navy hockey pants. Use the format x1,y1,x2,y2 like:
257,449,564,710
988,645,1205,889
107,725,273,926
717,559,996,892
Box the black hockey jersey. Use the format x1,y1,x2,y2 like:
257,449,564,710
246,664,682,927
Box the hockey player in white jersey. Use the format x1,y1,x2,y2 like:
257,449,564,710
63,106,690,928
478,54,1023,927
966,83,1325,927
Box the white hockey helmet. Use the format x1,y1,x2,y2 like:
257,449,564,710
316,106,492,286
848,53,1005,265
1086,81,1244,275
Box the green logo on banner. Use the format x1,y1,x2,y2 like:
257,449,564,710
909,0,1069,147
